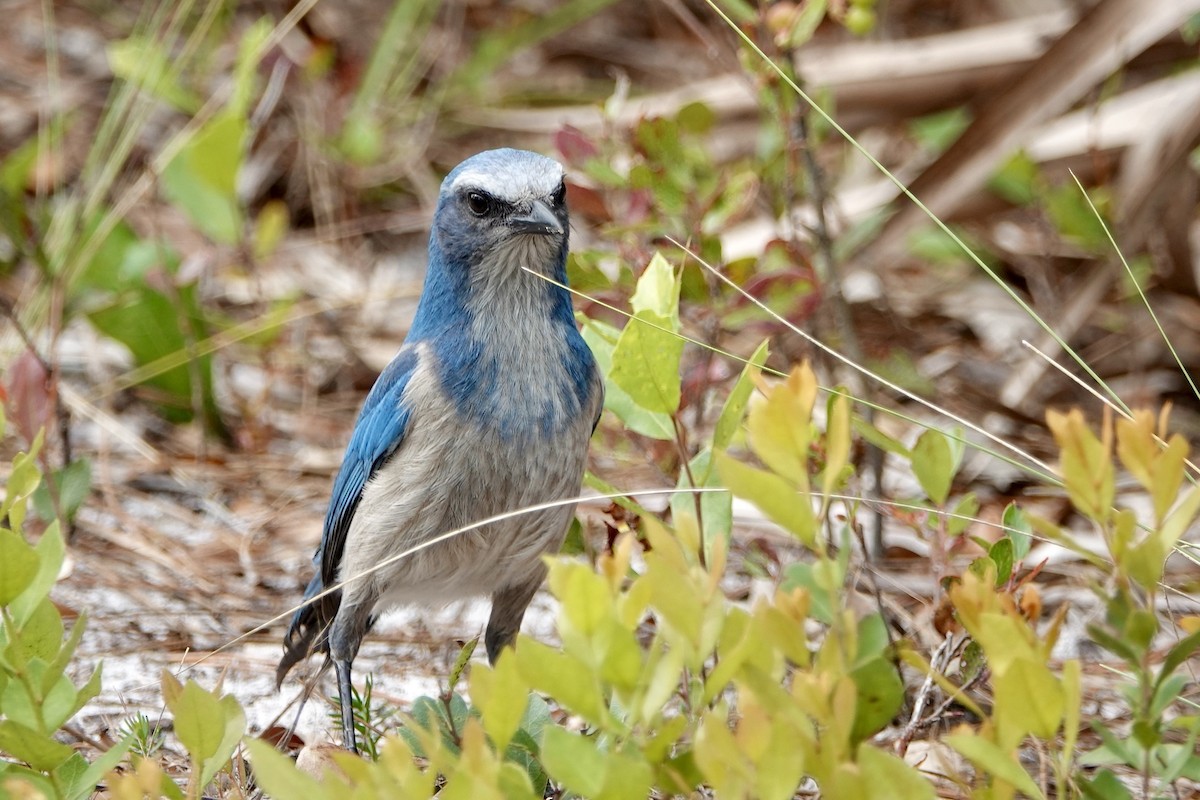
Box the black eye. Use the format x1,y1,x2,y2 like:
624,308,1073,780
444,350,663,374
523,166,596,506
466,192,490,217
551,182,566,206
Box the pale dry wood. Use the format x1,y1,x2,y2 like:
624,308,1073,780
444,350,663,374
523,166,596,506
857,0,1200,269
1113,74,1200,294
721,72,1200,264
459,10,1076,134
1025,72,1200,166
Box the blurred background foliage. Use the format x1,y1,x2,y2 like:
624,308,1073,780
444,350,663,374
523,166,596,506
1,0,1199,797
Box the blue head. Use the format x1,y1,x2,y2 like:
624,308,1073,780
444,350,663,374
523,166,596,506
408,148,572,339
405,148,595,436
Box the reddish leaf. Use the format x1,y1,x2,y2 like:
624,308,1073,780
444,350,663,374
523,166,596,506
5,349,52,445
554,125,599,166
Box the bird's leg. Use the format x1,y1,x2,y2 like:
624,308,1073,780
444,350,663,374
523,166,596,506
335,657,358,754
329,599,374,754
485,575,544,663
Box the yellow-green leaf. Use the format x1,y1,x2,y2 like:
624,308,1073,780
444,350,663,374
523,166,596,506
610,311,682,414
0,529,39,605
245,739,327,800
582,318,672,440
946,729,1045,799
911,429,956,506
747,366,816,486
714,340,769,448
514,640,607,727
541,726,607,797
821,391,851,501
857,743,935,800
716,451,816,546
994,658,1064,743
630,252,680,320
470,656,528,753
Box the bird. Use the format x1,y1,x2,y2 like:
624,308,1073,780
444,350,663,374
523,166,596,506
275,148,603,754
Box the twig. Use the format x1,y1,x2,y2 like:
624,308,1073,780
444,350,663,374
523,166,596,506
897,635,955,757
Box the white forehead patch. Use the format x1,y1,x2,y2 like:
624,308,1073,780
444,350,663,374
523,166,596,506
444,149,564,205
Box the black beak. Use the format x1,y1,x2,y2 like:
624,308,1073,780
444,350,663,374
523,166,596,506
508,199,563,236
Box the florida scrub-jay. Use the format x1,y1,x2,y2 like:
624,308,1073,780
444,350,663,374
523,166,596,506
275,148,603,753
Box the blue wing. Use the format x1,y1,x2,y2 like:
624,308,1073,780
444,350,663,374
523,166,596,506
277,346,420,684
318,346,420,586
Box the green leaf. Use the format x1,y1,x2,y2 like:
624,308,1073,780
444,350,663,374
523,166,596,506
2,435,44,530
821,392,851,500
231,19,271,117
630,253,681,320
32,458,92,525
784,0,828,47
1157,725,1200,783
852,417,911,458
781,562,835,625
855,613,891,666
1126,536,1168,591
470,655,528,753
1079,768,1134,800
581,318,672,440
88,280,223,430
65,664,102,723
0,528,39,605
1149,673,1189,720
1157,483,1200,553
946,730,1045,799
10,521,64,627
672,449,732,546
1150,435,1188,524
713,340,768,448
1155,629,1200,695
994,658,1064,741
715,451,815,546
245,738,327,800
947,493,979,537
403,696,457,756
850,657,904,742
642,552,704,647
597,623,644,693
989,151,1039,206
1001,502,1033,562
0,720,75,771
610,311,682,415
1086,623,1139,663
253,201,290,259
609,254,683,415
166,679,222,762
552,562,614,638
161,111,246,244
988,537,1014,585
166,679,246,788
448,637,477,690
540,726,606,797
44,611,88,695
1046,182,1110,252
63,733,135,800
676,101,715,135
514,640,607,727
38,675,80,737
856,744,935,800
14,596,63,664
107,37,201,112
598,750,654,800
911,429,956,506
910,107,971,151
746,367,816,486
